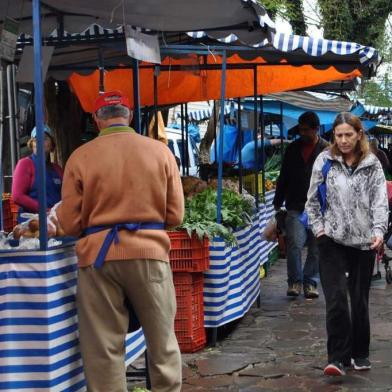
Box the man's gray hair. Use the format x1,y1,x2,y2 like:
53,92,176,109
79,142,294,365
96,104,131,120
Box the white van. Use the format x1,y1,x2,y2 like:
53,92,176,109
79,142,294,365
165,127,199,177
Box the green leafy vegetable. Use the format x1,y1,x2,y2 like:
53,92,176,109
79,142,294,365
176,187,255,244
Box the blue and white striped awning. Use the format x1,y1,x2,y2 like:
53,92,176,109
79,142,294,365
187,29,379,67
364,105,392,115
175,103,235,122
187,2,379,68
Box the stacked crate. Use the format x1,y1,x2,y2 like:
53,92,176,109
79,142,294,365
1,195,17,232
168,231,209,353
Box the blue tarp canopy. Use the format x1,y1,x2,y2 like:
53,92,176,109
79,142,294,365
241,100,339,135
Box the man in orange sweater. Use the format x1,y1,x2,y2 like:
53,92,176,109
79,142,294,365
56,91,184,392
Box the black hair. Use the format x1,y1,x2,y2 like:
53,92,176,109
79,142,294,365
298,111,320,128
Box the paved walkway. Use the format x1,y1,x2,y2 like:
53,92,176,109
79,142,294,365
129,257,392,391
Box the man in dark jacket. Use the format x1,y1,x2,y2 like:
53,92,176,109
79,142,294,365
274,111,329,298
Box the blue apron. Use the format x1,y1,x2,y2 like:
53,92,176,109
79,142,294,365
17,155,62,223
84,222,164,332
83,222,165,268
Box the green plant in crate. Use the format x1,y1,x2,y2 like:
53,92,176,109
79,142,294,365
178,187,254,245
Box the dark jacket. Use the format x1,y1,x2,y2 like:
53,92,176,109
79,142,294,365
273,137,329,212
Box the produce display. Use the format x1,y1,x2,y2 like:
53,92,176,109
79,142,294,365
178,178,255,244
264,152,283,172
12,215,65,240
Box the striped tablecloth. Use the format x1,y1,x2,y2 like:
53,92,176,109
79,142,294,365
203,190,277,327
0,190,277,387
0,243,146,391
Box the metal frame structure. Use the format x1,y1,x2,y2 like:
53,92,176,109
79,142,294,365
2,0,379,353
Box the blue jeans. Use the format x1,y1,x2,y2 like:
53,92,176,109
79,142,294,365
285,210,319,287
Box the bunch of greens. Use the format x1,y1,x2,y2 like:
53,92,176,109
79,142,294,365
265,144,287,172
264,153,282,172
178,187,254,244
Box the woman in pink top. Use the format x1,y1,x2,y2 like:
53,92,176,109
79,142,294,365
12,125,63,222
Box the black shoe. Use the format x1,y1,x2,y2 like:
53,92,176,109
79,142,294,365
324,362,346,376
303,284,319,299
351,358,371,370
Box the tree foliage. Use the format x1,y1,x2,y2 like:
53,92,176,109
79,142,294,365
318,0,392,47
261,0,392,106
359,78,392,106
260,0,306,35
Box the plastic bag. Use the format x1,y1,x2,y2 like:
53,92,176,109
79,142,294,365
12,215,40,240
47,202,65,237
263,217,278,242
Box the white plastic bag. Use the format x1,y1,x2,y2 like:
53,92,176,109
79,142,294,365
263,217,278,242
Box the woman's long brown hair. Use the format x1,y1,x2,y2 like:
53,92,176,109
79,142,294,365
330,112,369,163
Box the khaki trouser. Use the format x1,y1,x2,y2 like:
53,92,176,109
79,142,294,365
77,259,182,392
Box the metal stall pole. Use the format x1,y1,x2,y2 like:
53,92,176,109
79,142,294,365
253,67,262,308
132,58,141,133
237,98,243,193
259,95,266,201
211,50,227,346
180,104,185,176
98,46,105,93
213,101,217,165
253,66,259,209
0,64,4,231
279,102,284,160
11,64,20,160
0,163,3,232
185,102,189,176
32,0,48,250
6,65,16,171
0,64,4,167
153,66,159,140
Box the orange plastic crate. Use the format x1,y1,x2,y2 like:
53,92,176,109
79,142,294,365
1,198,13,232
10,198,18,227
168,231,210,272
173,272,206,353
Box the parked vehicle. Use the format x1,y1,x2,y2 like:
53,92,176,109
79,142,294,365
166,127,199,177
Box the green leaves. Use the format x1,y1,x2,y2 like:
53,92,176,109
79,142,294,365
177,187,255,244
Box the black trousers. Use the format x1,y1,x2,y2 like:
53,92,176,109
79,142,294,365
317,236,375,364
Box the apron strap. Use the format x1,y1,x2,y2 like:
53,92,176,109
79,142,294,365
83,222,165,268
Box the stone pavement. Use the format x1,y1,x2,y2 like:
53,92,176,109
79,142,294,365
129,257,392,391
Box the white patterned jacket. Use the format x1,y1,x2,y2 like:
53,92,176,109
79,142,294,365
305,149,389,250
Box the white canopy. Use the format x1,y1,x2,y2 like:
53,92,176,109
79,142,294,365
0,0,275,38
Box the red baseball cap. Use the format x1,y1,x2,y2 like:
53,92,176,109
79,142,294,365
94,90,131,113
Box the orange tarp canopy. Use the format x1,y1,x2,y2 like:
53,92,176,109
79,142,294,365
68,54,361,113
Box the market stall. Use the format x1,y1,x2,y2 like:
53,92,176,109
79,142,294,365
0,1,383,389
204,190,276,327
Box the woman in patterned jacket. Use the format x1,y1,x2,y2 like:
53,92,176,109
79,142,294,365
305,112,388,377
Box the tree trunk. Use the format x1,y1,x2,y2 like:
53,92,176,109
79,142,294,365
199,101,220,165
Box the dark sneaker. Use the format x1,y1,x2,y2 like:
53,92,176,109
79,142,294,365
324,362,346,376
303,284,319,299
352,358,371,370
287,283,301,297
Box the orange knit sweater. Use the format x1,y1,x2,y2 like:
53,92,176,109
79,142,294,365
57,126,184,267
